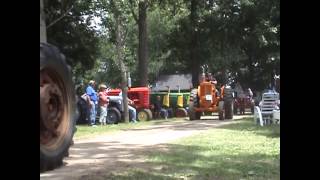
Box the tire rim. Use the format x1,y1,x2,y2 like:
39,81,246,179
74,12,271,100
138,111,148,121
40,68,69,151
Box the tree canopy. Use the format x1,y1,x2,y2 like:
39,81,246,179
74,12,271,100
45,0,280,92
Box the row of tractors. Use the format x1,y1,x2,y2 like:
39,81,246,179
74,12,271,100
77,66,243,124
77,86,192,124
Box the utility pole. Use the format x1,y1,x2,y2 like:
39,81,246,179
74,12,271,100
40,0,47,43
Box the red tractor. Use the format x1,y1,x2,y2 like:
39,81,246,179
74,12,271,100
233,88,254,115
234,96,254,115
106,87,153,123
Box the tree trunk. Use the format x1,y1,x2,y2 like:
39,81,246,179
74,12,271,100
190,0,199,87
115,14,129,123
138,0,148,86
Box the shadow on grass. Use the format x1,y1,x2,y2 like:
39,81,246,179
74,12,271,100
217,118,280,138
43,117,279,180
42,140,279,180
96,143,279,180
79,170,177,180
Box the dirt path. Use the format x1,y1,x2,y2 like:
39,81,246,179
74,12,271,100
40,115,251,180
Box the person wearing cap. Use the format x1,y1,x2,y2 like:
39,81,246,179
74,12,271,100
98,84,109,126
86,80,98,126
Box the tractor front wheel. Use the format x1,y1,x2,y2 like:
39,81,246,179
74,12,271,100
188,102,196,120
189,89,199,120
137,109,152,121
218,101,225,120
224,88,234,119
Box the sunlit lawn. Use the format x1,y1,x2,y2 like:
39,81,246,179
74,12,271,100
105,118,280,180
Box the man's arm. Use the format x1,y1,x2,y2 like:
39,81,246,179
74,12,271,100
127,98,134,105
86,86,92,96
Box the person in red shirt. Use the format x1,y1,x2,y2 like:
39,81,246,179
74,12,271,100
98,84,109,125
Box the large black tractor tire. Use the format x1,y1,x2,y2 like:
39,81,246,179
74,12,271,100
195,111,201,120
189,102,196,120
137,108,153,121
224,102,234,119
188,89,200,120
218,101,225,120
40,43,76,172
224,88,234,120
107,107,121,124
175,108,188,117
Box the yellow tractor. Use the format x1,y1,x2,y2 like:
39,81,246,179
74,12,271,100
188,67,234,120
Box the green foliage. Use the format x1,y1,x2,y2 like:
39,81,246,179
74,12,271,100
45,0,100,75
45,0,279,91
164,0,279,90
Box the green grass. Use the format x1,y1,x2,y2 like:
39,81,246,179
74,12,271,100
74,118,186,140
105,118,280,180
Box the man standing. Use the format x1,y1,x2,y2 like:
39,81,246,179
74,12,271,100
86,80,98,127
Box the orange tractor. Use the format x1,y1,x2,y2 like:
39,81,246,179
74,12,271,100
188,68,234,120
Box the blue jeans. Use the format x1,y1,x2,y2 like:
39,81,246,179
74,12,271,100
160,108,168,119
90,103,97,125
128,105,136,122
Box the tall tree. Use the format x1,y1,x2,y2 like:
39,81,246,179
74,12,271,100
97,0,135,122
138,0,149,86
128,0,149,86
189,0,200,87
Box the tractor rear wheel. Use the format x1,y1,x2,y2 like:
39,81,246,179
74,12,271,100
224,88,234,119
40,43,76,172
195,111,201,120
107,107,121,124
189,89,199,120
224,102,233,119
189,102,196,120
218,101,225,120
